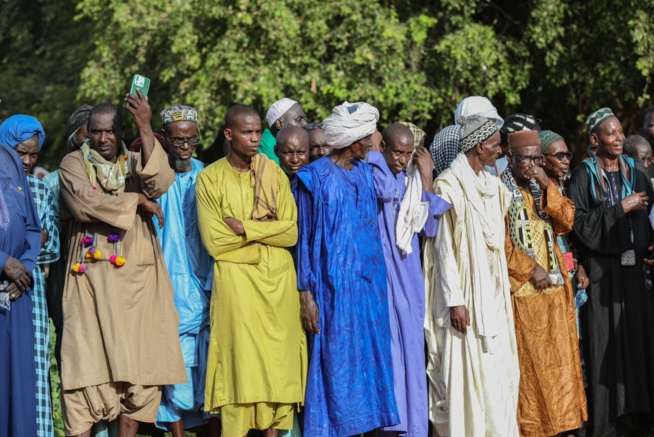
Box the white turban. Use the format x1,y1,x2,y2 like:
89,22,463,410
454,96,504,128
266,98,299,127
322,101,379,149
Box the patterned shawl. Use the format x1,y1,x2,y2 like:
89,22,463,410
81,142,132,195
501,167,564,286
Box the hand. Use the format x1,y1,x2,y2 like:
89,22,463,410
576,264,590,290
526,165,551,189
450,305,470,335
413,148,435,193
300,290,320,334
3,256,31,291
140,200,164,229
621,192,648,214
40,230,48,248
530,264,551,289
645,245,654,267
125,89,152,132
223,217,245,236
6,282,24,301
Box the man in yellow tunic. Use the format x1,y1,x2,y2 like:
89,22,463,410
58,95,187,437
502,130,587,436
196,104,307,437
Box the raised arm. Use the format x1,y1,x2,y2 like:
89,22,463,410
541,181,575,236
125,89,156,166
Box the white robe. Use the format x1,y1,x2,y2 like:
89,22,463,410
423,154,520,437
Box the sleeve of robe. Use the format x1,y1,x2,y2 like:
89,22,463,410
433,185,466,308
241,167,298,247
134,139,175,200
37,183,60,264
421,190,451,238
505,215,538,293
59,154,140,231
19,174,42,274
293,176,315,293
568,166,626,255
541,181,575,236
368,151,397,203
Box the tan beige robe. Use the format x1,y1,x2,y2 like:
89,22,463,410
504,182,587,436
58,141,187,390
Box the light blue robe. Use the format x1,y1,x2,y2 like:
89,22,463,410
154,158,212,430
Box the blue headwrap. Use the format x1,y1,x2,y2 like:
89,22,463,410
0,114,46,150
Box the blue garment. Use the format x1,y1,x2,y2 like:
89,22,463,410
0,115,45,150
368,152,450,437
154,158,212,430
0,145,41,437
293,157,399,437
27,174,59,437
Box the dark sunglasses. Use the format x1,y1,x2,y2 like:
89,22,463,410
543,152,573,162
170,138,200,148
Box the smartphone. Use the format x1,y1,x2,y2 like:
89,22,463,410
128,74,150,100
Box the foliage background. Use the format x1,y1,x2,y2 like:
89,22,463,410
3,0,654,167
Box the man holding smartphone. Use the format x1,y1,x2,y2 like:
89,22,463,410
58,91,186,437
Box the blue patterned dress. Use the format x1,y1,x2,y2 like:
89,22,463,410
293,157,399,437
26,174,59,437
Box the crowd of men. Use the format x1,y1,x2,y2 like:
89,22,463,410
2,91,654,437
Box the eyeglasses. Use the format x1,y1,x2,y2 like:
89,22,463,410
543,152,573,162
170,138,200,148
513,154,543,165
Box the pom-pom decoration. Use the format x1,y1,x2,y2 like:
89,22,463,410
109,255,126,267
85,246,101,260
71,263,87,273
81,235,93,247
107,233,122,243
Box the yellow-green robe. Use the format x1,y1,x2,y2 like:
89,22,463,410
196,158,307,415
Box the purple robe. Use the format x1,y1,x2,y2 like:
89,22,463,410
368,151,451,436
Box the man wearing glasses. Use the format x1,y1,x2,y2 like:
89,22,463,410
501,130,587,437
155,105,218,436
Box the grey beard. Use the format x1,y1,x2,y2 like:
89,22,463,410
174,158,192,173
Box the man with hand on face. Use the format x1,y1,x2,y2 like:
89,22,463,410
425,115,519,436
275,125,310,180
368,123,450,437
196,104,306,437
502,130,586,437
153,105,216,436
259,98,307,164
58,93,187,437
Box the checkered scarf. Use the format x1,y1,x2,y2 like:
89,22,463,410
430,125,461,176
